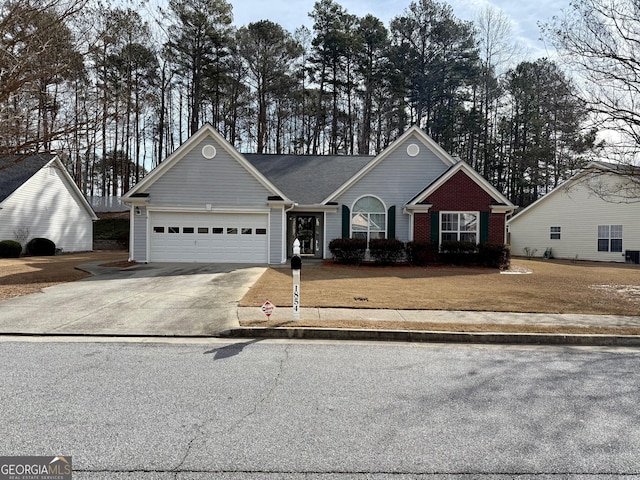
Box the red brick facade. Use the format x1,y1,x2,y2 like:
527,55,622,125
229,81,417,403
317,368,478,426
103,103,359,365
413,170,507,244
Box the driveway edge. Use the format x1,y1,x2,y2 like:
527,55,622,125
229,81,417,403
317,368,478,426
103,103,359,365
220,327,640,346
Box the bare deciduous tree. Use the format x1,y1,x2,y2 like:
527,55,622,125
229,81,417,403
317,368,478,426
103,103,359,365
542,0,640,199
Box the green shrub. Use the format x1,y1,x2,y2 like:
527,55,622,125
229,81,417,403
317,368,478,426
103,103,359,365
0,240,22,258
329,238,367,265
440,241,479,265
369,238,405,265
94,218,130,241
478,243,511,270
405,241,438,266
26,237,56,256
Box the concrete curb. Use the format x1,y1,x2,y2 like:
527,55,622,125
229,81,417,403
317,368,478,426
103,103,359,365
220,327,640,347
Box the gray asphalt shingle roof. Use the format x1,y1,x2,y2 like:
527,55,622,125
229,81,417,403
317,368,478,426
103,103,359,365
243,153,374,204
0,154,56,203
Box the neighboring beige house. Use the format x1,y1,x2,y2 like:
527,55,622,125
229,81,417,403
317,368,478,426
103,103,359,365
508,162,640,263
0,154,98,252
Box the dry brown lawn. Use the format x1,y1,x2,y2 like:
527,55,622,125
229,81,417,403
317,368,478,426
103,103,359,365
0,251,129,300
1,253,639,336
240,259,640,316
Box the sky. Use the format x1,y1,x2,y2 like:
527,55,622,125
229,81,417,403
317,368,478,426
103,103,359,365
227,0,568,60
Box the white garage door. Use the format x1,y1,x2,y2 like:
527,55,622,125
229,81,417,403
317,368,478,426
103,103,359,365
149,212,268,263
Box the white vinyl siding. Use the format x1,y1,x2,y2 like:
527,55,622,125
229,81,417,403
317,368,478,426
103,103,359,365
508,172,638,262
0,162,94,252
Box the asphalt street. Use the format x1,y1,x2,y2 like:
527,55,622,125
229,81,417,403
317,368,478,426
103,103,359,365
1,338,640,479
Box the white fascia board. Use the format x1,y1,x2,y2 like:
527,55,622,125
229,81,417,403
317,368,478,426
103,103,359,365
124,196,150,205
147,205,271,214
290,204,340,212
490,205,516,214
122,124,291,202
321,125,457,204
49,156,99,221
403,204,432,213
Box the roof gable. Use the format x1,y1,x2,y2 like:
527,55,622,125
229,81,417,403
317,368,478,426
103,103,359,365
0,154,97,220
408,160,514,208
508,162,637,224
0,154,55,203
123,124,289,202
322,126,457,203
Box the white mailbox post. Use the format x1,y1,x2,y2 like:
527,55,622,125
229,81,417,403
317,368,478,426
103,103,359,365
291,239,302,321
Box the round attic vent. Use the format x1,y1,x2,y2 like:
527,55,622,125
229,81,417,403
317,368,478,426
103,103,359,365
202,144,217,159
407,143,420,157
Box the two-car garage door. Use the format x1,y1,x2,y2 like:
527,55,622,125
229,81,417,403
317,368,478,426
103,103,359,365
149,212,268,263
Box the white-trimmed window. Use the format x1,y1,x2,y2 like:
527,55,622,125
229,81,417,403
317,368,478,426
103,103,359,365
598,225,623,252
550,226,561,240
441,212,478,244
352,196,386,243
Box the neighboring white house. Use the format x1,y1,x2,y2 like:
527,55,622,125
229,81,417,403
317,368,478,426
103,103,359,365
0,154,98,252
508,162,640,263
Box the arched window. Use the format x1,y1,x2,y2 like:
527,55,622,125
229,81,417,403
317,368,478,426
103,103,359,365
352,196,386,244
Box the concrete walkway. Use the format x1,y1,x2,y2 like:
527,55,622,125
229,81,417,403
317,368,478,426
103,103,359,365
237,306,640,328
234,306,640,346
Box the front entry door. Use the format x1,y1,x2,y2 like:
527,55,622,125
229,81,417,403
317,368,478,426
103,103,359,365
295,215,316,255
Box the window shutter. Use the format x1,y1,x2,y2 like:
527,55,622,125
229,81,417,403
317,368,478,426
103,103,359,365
480,212,489,243
430,212,439,245
342,205,350,238
387,205,396,239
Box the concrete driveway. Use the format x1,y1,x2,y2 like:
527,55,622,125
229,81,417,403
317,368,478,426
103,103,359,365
0,262,266,336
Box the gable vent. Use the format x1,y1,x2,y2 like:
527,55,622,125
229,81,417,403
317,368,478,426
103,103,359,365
202,144,217,159
407,143,420,157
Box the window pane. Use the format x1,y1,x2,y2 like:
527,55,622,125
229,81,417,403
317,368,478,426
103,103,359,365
197,227,208,234
353,196,384,213
611,225,623,238
241,228,252,235
598,225,609,239
168,227,179,233
460,213,477,232
370,231,386,240
227,228,238,234
550,226,561,240
352,213,368,231
598,239,609,251
352,232,367,240
441,213,458,231
212,228,223,234
256,228,267,235
460,233,476,243
442,232,458,242
153,226,164,233
183,227,194,234
611,239,623,252
369,213,386,231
